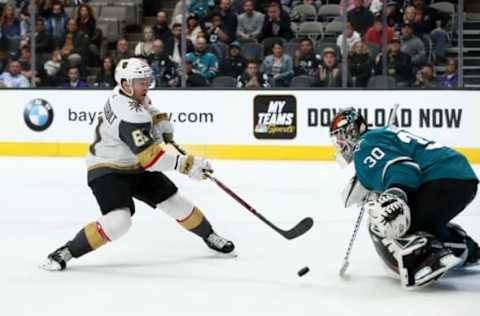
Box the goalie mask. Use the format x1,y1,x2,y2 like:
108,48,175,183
115,58,155,96
330,108,367,167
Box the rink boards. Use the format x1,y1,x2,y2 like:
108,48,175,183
0,89,479,163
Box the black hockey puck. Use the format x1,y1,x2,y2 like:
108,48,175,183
297,266,310,277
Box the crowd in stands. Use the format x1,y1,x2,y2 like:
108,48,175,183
0,0,460,88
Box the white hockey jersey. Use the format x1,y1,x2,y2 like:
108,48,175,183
86,87,166,182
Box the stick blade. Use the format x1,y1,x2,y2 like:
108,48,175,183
282,217,314,240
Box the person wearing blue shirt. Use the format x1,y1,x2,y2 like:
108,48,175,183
185,36,219,83
330,107,479,289
0,60,30,87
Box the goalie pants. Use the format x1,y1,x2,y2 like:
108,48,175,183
407,178,478,244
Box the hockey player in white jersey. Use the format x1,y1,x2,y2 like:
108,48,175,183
40,58,234,271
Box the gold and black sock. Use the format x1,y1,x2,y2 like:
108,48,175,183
66,222,110,258
177,207,213,239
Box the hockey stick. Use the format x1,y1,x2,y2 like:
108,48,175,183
339,205,366,277
168,141,314,240
339,103,400,277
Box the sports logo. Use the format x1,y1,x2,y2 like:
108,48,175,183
23,98,54,132
253,95,297,139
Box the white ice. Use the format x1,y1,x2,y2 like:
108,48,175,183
1,157,479,316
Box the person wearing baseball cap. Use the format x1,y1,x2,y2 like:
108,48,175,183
374,35,414,87
218,41,248,78
400,20,426,66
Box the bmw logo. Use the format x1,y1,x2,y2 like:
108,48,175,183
24,99,54,132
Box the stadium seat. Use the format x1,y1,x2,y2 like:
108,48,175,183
290,75,315,87
241,42,264,62
297,22,324,40
211,76,237,88
368,75,397,88
317,4,340,22
291,4,317,22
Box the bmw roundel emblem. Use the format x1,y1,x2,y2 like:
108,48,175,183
24,98,54,132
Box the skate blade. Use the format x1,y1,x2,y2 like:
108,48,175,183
38,259,64,272
209,249,238,258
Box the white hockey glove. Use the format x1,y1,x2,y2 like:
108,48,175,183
151,112,174,144
364,189,411,239
176,155,213,181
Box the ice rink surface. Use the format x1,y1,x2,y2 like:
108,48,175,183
1,157,479,316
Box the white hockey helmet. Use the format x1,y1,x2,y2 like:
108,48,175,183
114,58,155,95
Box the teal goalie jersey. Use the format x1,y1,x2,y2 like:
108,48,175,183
353,128,478,193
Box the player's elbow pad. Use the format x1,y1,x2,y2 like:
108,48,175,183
137,144,178,172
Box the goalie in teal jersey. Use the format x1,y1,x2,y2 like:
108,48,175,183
330,108,479,289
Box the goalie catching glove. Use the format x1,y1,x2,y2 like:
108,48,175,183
364,188,411,239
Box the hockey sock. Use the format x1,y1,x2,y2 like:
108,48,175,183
66,222,110,258
177,207,213,239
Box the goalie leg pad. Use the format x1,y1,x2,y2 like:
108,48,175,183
368,228,462,289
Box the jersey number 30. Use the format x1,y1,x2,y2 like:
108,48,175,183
363,147,385,168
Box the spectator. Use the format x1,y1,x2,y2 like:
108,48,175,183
260,41,294,87
369,0,383,15
259,2,293,41
237,0,264,41
430,20,449,64
339,0,372,15
237,60,270,88
311,47,343,87
337,21,361,57
403,6,423,36
111,38,130,65
185,54,209,87
400,21,425,66
57,18,89,67
188,0,210,21
18,44,34,81
294,38,321,77
153,11,173,44
186,14,203,42
34,17,53,54
386,0,403,31
76,4,96,39
0,4,22,44
365,16,395,49
439,57,458,88
348,41,373,87
0,49,9,73
135,25,156,57
46,2,69,46
94,56,115,88
43,49,67,87
186,36,219,83
374,37,414,87
147,39,178,88
414,63,440,88
0,60,30,87
347,0,374,35
206,12,232,44
412,0,448,34
165,23,194,64
63,66,88,88
219,41,247,78
39,0,54,19
211,0,238,43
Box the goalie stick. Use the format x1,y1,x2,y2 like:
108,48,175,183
339,103,400,277
169,141,314,240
